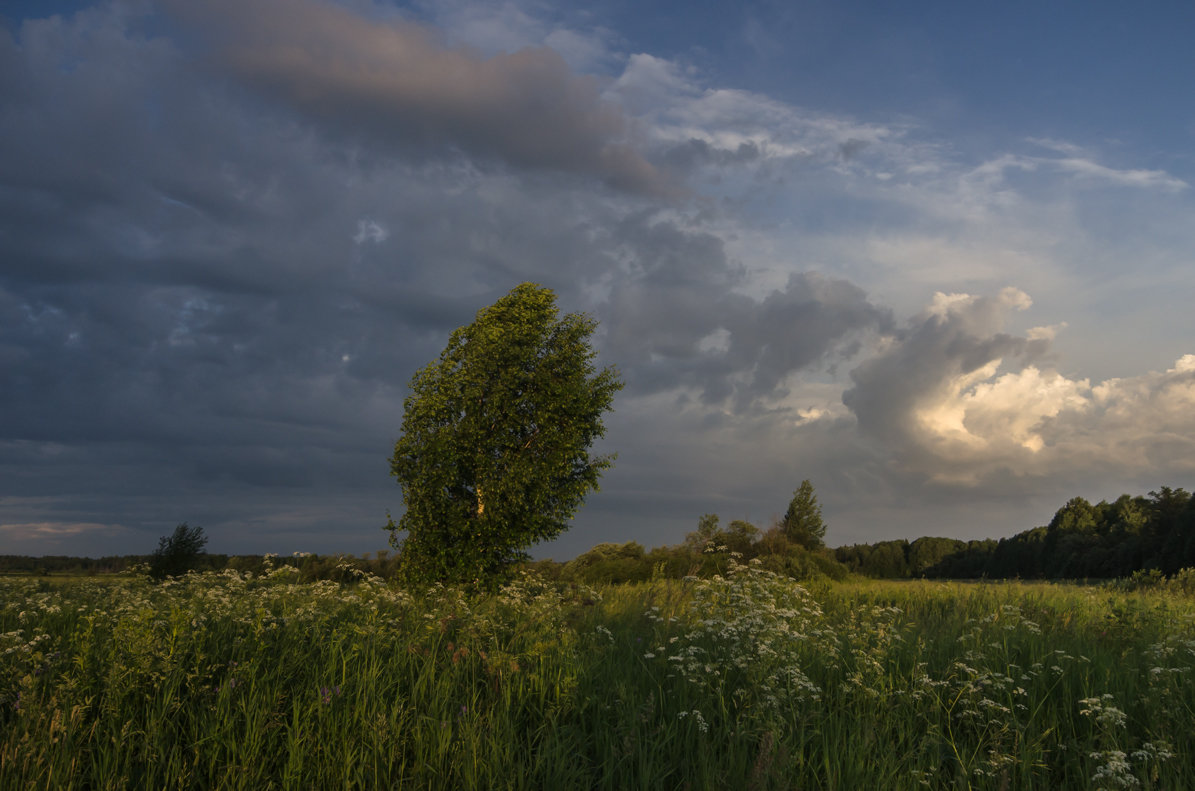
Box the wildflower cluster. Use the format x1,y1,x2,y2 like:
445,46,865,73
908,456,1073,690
1078,693,1174,789
645,560,832,727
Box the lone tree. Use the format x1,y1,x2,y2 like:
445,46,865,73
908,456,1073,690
149,523,208,580
388,283,623,585
782,479,826,550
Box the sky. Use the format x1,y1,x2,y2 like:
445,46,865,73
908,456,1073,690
2,0,1194,560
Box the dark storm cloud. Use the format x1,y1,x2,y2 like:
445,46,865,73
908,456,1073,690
0,5,477,551
2,2,991,560
598,217,891,408
0,3,893,556
167,0,674,196
724,275,893,403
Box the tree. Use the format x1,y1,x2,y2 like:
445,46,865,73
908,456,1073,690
1043,496,1098,573
562,542,649,585
722,519,760,557
1047,496,1098,534
388,283,623,585
149,523,207,580
861,539,910,578
684,513,721,550
782,479,826,550
907,536,965,576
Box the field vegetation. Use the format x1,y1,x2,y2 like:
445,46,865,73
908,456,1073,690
4,557,1194,789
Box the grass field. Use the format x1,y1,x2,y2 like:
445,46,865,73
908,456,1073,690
3,561,1193,789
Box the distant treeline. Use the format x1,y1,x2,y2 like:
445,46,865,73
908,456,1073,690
534,522,849,586
0,554,147,576
0,517,851,585
836,486,1195,580
0,552,402,581
7,486,1192,583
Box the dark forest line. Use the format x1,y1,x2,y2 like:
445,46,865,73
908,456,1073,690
0,552,401,581
3,485,1193,585
835,486,1195,580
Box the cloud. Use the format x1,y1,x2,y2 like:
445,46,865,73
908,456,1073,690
414,0,622,74
594,215,892,408
353,219,389,245
607,53,898,177
1044,355,1195,471
0,519,136,555
844,288,1045,449
168,0,672,196
1,3,899,555
843,289,1195,485
965,152,1187,193
1052,157,1188,191
0,521,128,539
3,2,1195,559
837,138,870,161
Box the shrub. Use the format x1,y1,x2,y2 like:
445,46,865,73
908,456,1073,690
148,523,207,581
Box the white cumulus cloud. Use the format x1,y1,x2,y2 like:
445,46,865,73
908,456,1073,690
844,288,1195,485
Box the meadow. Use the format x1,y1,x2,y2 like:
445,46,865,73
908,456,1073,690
2,560,1193,790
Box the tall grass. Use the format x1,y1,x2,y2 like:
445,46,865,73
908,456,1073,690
2,561,1193,789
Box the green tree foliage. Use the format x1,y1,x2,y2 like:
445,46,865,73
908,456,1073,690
907,536,966,576
722,520,760,556
756,526,848,580
899,487,1194,580
861,540,910,578
388,283,624,585
1148,487,1194,573
672,511,849,580
561,541,650,584
681,514,766,575
782,479,826,550
149,523,208,581
1047,496,1099,536
684,513,721,550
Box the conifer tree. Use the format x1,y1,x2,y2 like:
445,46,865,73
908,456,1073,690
782,479,826,550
